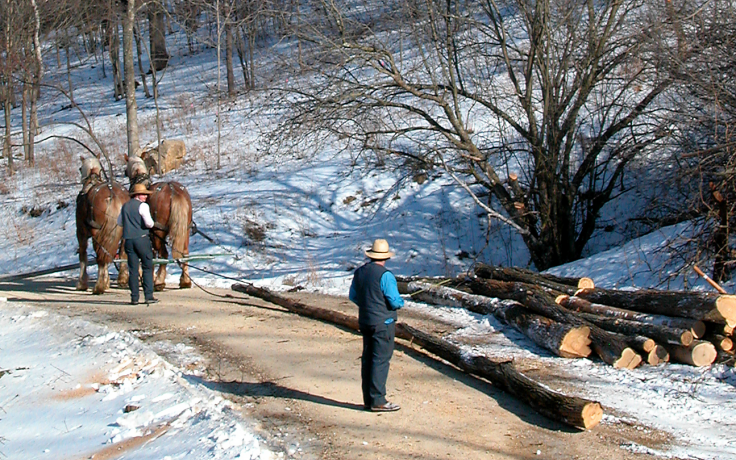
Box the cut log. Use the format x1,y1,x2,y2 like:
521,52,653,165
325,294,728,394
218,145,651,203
575,287,736,327
474,264,578,296
495,302,592,358
231,283,603,430
724,324,734,336
577,277,595,290
469,278,641,369
668,340,718,366
573,311,694,347
646,345,670,365
708,333,734,352
401,281,502,315
556,295,706,339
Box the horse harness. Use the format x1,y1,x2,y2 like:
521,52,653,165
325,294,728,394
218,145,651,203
78,173,111,230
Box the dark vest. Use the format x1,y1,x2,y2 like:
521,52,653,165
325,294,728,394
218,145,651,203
353,261,396,327
121,199,149,239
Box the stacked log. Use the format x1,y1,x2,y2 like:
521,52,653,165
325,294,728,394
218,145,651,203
555,295,706,339
402,282,592,358
459,265,733,367
468,278,642,369
574,287,736,327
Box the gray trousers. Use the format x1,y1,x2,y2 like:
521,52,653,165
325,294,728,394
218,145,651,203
124,235,154,302
360,322,395,407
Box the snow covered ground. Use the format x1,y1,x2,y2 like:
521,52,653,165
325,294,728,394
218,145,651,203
0,16,735,460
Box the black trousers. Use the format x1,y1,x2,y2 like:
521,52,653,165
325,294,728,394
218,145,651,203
124,235,154,302
360,321,395,407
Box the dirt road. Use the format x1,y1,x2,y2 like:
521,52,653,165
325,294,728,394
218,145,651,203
0,278,672,460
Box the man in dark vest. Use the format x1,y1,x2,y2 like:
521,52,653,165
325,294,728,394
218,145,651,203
349,239,404,412
117,183,159,305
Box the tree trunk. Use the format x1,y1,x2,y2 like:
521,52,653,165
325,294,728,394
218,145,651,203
235,25,250,89
575,311,693,347
556,295,706,338
108,18,124,100
469,278,641,369
225,23,235,96
667,340,717,366
123,0,140,157
21,75,29,162
133,24,151,98
29,0,43,168
64,28,75,105
575,287,736,326
3,94,11,176
231,283,603,430
148,2,169,72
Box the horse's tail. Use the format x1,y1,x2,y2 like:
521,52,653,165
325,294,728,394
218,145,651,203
95,187,124,264
168,185,191,259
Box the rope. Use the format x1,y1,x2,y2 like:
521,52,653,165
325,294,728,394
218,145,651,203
174,260,246,299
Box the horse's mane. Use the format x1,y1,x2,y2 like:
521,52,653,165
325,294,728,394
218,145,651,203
80,157,102,182
126,156,147,180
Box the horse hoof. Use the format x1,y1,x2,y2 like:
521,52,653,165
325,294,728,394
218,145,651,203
93,287,106,295
76,284,88,291
179,282,192,289
154,284,166,292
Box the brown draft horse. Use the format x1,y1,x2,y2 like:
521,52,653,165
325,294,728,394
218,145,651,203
76,157,130,294
125,156,193,290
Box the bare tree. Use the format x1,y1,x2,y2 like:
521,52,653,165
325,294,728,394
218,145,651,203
123,0,141,157
273,0,680,270
665,0,736,282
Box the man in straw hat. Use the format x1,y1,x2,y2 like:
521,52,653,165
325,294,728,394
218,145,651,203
117,183,158,305
349,239,404,412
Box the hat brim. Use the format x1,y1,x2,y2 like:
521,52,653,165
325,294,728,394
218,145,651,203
365,250,394,260
130,190,153,196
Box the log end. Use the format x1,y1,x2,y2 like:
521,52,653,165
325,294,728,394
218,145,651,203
613,348,642,370
680,331,694,347
720,337,734,352
691,341,718,366
560,326,592,358
555,294,570,306
581,402,603,430
691,321,706,339
577,277,595,290
647,345,669,365
716,295,736,327
642,338,656,353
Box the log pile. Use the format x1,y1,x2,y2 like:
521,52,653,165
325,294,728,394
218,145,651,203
397,263,736,369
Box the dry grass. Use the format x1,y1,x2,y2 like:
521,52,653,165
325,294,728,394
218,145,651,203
38,140,79,184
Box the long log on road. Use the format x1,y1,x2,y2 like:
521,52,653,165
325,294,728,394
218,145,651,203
469,278,641,369
231,283,603,430
575,287,736,327
555,295,706,339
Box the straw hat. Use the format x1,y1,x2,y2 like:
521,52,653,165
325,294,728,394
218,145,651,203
365,239,395,260
129,183,153,196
